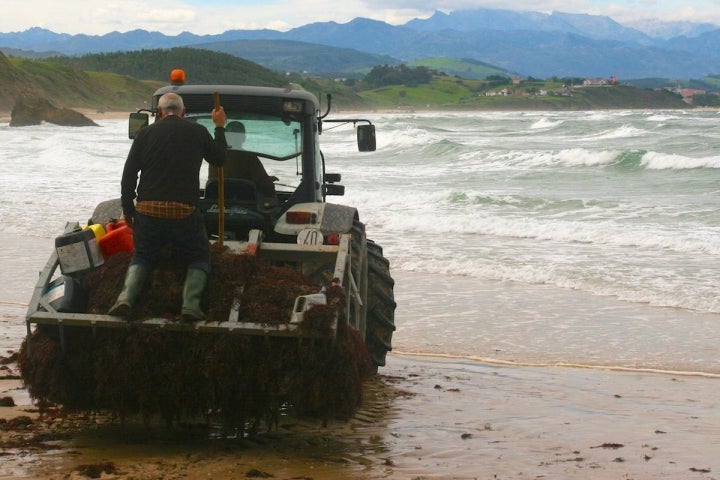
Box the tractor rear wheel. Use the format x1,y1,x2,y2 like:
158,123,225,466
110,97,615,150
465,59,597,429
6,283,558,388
365,240,396,369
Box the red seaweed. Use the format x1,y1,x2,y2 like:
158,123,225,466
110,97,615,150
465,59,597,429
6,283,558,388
19,246,372,432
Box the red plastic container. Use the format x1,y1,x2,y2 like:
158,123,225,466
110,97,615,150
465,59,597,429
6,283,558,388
105,220,128,232
99,220,134,257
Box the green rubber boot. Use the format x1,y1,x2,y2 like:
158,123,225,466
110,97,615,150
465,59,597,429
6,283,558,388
181,268,208,322
108,264,149,318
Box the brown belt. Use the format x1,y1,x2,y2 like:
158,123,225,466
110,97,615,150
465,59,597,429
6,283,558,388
135,200,195,219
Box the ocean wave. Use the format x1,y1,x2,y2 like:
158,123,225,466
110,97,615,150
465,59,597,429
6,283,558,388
392,255,720,314
530,117,564,130
611,150,646,169
581,112,613,121
584,124,648,140
554,148,619,166
479,148,620,169
449,193,604,213
424,139,466,156
470,148,720,171
374,125,442,153
601,150,720,170
641,151,720,169
645,113,678,122
376,204,720,256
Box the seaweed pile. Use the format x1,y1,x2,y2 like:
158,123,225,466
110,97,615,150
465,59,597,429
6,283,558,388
19,247,374,432
83,245,335,327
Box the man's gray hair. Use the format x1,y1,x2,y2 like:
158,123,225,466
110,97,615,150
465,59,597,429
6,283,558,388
158,93,184,113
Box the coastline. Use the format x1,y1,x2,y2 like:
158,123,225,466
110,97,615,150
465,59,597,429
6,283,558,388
70,108,131,120
3,104,718,126
0,108,129,125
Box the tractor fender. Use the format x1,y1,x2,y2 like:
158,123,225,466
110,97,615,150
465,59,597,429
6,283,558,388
274,202,359,236
91,198,123,226
320,203,359,233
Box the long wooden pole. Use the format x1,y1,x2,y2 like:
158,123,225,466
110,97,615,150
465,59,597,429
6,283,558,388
214,92,225,247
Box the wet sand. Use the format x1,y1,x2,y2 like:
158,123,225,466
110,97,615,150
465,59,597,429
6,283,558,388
2,333,718,479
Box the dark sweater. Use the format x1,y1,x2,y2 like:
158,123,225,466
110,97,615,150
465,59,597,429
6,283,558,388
121,115,227,214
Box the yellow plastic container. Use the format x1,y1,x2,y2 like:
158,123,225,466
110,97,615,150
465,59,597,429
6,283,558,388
84,223,106,241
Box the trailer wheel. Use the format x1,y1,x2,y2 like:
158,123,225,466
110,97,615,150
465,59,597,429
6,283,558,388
365,240,396,369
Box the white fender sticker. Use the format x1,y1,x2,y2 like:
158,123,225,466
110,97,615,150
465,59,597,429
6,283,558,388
297,228,324,246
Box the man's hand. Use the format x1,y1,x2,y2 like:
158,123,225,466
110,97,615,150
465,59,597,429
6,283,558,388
123,212,134,229
212,106,226,128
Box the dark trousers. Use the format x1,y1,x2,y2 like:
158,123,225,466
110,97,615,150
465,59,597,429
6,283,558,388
130,209,211,273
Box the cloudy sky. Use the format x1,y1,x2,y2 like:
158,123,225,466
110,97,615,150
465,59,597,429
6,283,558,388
2,0,719,35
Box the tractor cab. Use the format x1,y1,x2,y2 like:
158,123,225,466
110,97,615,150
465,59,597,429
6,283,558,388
129,72,376,242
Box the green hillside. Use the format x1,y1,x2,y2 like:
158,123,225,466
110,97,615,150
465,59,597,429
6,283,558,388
45,47,375,110
408,57,514,79
48,47,289,86
0,48,698,114
358,76,689,110
0,51,163,111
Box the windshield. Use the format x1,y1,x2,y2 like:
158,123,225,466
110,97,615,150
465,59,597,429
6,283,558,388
191,113,302,160
190,112,304,195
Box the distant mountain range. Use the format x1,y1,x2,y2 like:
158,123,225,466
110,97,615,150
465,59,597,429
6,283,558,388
2,8,720,79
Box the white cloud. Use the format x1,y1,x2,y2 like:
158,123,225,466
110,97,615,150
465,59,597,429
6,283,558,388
0,0,718,35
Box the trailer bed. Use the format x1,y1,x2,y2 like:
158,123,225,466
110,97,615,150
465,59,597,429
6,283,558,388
26,225,356,344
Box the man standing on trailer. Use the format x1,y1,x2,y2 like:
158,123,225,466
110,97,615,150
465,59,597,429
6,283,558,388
109,92,227,321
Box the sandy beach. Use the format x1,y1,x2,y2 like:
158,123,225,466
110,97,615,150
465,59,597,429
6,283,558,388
2,339,718,479
2,282,718,480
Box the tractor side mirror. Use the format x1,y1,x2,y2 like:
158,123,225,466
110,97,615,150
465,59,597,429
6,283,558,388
324,184,345,196
324,173,341,183
357,124,376,152
128,112,149,139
